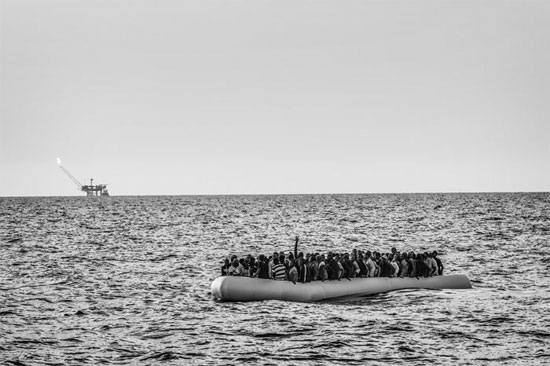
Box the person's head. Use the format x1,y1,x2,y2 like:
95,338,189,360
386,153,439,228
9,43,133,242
432,251,438,258
224,258,230,266
391,247,397,254
279,255,285,263
258,254,265,262
232,258,239,267
273,256,279,265
365,251,371,258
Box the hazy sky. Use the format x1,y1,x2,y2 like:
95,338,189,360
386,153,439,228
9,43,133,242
1,0,549,196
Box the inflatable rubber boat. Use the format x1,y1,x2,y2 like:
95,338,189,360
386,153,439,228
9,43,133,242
211,274,472,302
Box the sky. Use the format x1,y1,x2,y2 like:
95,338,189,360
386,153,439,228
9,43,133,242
1,0,549,196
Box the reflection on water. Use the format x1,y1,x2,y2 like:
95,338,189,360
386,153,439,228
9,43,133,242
1,193,549,364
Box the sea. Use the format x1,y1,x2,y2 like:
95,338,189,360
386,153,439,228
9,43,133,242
1,193,549,365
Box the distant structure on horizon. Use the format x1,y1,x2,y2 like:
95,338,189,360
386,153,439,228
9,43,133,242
57,158,110,197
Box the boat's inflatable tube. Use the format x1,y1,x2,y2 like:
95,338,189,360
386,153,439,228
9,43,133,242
211,274,472,302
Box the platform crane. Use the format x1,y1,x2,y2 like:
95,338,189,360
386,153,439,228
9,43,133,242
57,158,110,196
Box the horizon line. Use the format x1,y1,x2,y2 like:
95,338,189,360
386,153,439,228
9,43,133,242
1,190,549,198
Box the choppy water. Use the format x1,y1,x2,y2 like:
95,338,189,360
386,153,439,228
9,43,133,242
1,193,549,365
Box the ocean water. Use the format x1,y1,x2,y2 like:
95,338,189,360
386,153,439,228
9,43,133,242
1,193,549,365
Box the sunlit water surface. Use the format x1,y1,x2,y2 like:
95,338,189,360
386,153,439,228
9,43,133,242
1,193,549,365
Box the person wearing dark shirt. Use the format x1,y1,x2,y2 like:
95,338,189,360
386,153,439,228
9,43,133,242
305,255,318,282
254,255,270,279
379,257,393,277
296,257,308,282
408,252,417,277
221,258,231,276
357,254,367,277
433,251,444,275
328,255,340,281
416,253,428,277
341,254,353,279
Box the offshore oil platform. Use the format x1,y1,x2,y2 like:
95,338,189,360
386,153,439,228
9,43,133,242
57,158,110,196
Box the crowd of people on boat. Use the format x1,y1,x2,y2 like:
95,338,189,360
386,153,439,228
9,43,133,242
220,237,444,283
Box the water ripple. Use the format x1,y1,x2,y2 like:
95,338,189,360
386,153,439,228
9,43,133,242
1,193,549,365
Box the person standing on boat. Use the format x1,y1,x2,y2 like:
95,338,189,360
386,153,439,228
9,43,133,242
296,256,308,282
390,254,400,277
307,255,319,281
379,256,393,277
238,258,248,276
356,253,368,277
427,252,438,276
272,256,287,280
287,259,298,284
221,258,231,276
416,253,428,277
365,251,376,277
317,255,328,281
352,255,361,277
268,251,278,279
327,254,339,280
228,258,242,276
253,255,270,279
408,252,417,277
433,251,444,275
247,256,257,277
399,253,410,277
